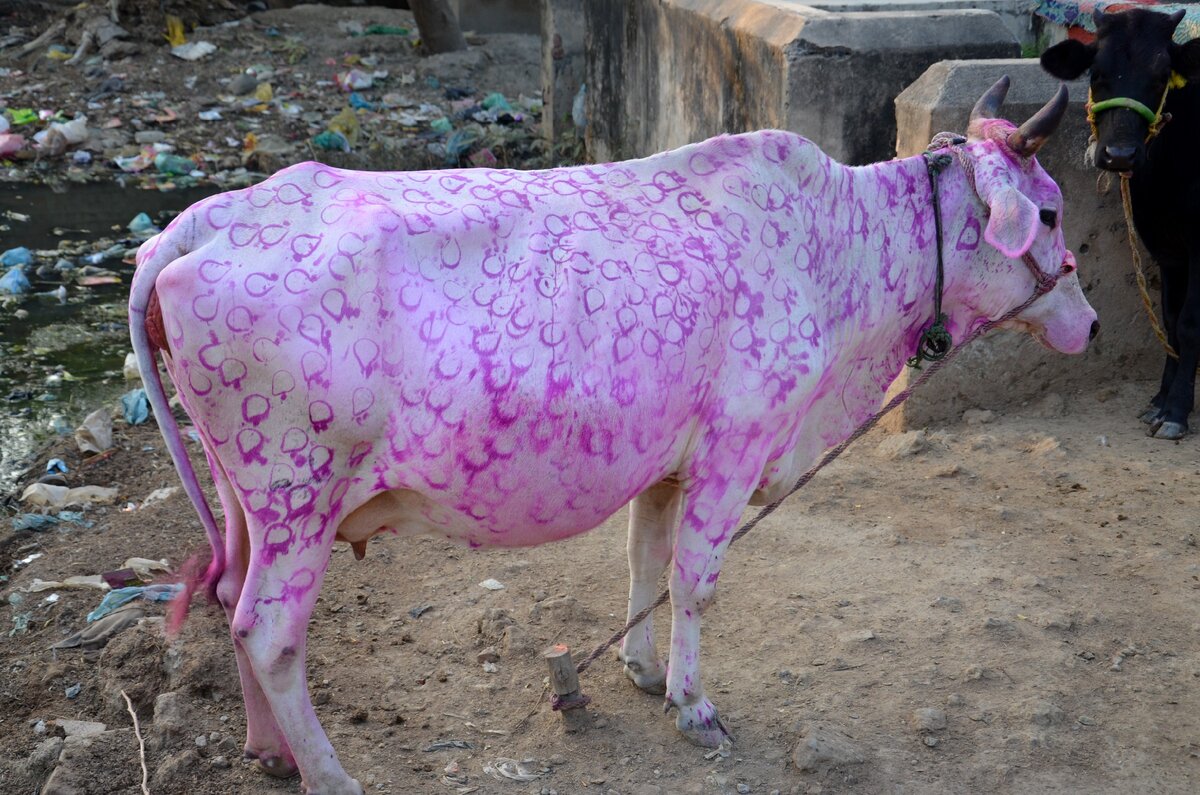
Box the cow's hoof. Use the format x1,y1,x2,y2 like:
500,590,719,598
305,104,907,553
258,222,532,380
1138,406,1160,424
673,699,733,748
1150,421,1187,440
245,750,299,779
620,655,667,695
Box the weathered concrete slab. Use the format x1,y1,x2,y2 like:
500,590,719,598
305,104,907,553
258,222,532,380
584,0,1018,165
807,0,1037,47
886,59,1158,428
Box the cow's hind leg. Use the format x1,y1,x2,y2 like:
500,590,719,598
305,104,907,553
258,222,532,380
618,480,682,695
207,456,297,777
234,509,362,795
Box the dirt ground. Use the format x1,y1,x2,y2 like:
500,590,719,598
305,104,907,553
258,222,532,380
1,2,560,188
1,370,1198,794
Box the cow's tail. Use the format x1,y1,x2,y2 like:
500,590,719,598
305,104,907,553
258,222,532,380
129,217,226,634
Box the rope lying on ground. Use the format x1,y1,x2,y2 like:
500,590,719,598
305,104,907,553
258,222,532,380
574,286,1050,677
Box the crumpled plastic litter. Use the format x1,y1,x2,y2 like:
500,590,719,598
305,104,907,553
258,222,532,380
23,575,107,592
46,458,68,474
11,511,92,531
121,388,149,425
0,133,25,157
0,266,31,295
312,130,349,152
86,583,183,622
154,153,194,176
21,483,119,509
10,613,32,637
482,758,544,782
481,92,513,113
336,69,374,91
74,408,113,454
327,106,360,146
127,212,159,236
171,41,217,61
445,127,482,164
54,604,146,651
1,246,32,267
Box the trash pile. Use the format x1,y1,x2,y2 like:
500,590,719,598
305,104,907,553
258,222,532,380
0,4,556,189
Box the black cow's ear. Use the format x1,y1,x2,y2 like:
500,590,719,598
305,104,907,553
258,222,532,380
1171,39,1200,82
1041,40,1096,80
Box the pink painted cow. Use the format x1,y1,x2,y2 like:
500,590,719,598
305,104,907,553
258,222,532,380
131,78,1095,794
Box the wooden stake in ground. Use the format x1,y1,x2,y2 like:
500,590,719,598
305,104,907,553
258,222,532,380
544,644,591,733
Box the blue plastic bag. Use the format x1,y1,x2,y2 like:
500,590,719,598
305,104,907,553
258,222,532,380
121,388,149,425
0,246,32,267
87,583,183,622
0,266,31,295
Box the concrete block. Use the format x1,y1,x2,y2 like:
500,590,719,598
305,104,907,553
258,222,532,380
806,0,1038,48
886,59,1158,429
584,0,1018,165
540,0,585,142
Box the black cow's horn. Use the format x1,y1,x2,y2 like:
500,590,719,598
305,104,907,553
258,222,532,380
1008,84,1069,157
969,75,1011,123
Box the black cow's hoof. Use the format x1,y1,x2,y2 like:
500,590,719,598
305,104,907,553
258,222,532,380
1149,421,1187,440
1137,406,1160,424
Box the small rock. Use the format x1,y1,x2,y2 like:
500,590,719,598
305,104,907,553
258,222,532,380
211,755,231,769
963,409,995,425
56,719,107,737
195,734,208,748
1027,436,1063,457
476,647,500,664
923,736,940,747
983,617,1014,634
1033,393,1065,418
737,784,751,794
134,130,167,145
1033,612,1074,632
910,708,947,732
478,578,505,590
875,430,926,460
947,693,966,708
64,683,81,700
792,722,865,773
930,595,962,612
152,749,200,790
1029,700,1066,727
20,736,64,777
837,629,875,645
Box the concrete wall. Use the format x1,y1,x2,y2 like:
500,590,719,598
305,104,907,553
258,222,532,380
583,0,1019,166
451,0,539,34
886,59,1159,428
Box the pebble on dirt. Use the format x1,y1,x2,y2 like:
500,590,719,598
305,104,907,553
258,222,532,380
792,722,866,774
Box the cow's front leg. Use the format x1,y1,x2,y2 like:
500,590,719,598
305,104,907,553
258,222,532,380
234,514,363,795
1148,260,1198,439
619,480,682,695
663,475,752,748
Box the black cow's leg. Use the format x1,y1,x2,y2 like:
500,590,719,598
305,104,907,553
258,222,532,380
1149,258,1197,439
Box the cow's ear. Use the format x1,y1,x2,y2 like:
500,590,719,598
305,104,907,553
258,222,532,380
984,184,1040,259
1171,39,1200,83
1040,40,1095,80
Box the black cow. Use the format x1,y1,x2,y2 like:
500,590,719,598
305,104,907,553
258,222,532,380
1042,8,1200,439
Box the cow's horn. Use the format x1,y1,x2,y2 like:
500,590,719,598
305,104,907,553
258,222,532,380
1008,83,1069,157
969,75,1011,123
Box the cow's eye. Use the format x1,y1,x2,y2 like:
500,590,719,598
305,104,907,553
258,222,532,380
1060,261,1076,275
1039,208,1058,229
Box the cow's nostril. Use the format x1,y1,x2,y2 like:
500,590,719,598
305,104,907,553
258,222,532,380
1089,320,1100,341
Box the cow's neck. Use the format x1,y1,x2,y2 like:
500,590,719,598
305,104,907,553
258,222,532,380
811,152,982,399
